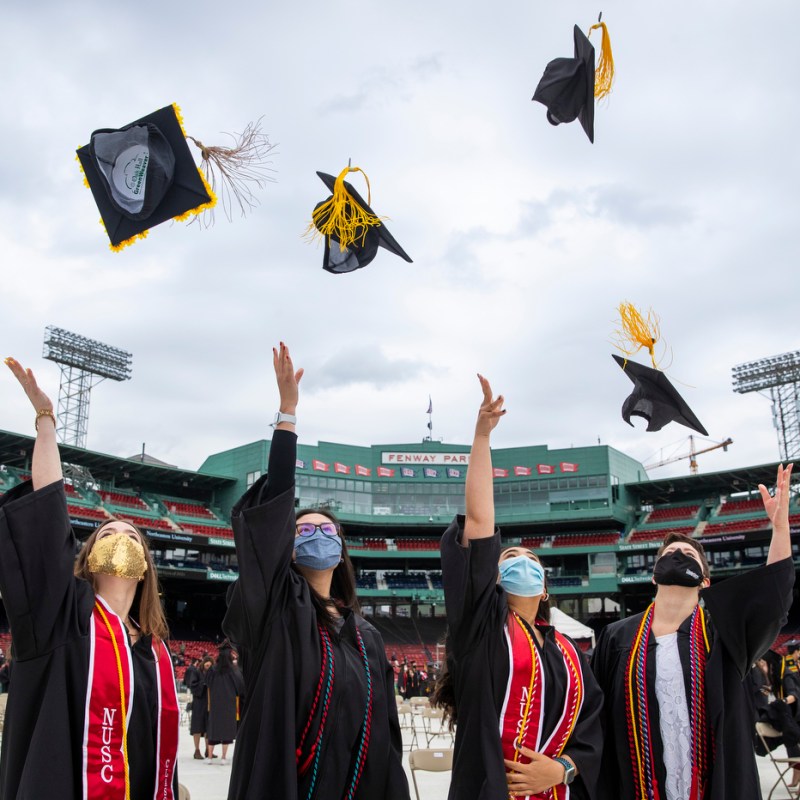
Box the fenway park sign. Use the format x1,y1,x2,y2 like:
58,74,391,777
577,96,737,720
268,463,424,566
382,452,470,465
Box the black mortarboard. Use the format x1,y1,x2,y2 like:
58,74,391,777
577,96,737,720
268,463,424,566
310,167,412,274
77,104,215,251
786,640,800,653
533,25,596,142
612,354,709,436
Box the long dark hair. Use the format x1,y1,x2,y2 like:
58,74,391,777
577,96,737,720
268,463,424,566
431,549,551,729
293,508,360,631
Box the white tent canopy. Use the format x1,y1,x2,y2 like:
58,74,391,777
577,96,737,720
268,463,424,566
549,607,595,648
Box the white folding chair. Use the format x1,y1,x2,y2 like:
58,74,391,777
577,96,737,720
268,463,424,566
756,721,800,799
397,702,418,751
421,706,454,747
408,748,453,800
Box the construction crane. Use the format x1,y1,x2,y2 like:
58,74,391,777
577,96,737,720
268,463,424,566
645,436,733,475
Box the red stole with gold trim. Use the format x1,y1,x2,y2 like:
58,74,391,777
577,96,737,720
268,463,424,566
499,613,585,800
82,598,179,800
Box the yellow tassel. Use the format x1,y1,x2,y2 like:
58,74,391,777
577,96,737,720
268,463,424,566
589,21,614,100
306,166,383,249
613,302,661,368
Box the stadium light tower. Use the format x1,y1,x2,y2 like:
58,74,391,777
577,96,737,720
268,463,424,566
43,326,133,449
732,350,800,461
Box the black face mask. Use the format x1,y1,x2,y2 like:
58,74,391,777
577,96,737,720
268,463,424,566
653,550,705,587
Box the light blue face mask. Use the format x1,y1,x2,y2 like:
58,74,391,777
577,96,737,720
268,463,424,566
498,555,545,597
294,529,343,570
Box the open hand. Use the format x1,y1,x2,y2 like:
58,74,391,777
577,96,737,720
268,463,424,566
272,342,304,413
475,374,506,438
759,463,794,536
504,746,566,796
5,357,54,413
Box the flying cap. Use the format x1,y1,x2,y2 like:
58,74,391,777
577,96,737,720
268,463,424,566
612,355,709,436
309,167,412,274
532,21,614,143
77,104,215,251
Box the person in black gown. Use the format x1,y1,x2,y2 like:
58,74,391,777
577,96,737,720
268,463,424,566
591,463,795,800
205,645,245,764
0,357,180,800
222,343,409,800
433,375,603,799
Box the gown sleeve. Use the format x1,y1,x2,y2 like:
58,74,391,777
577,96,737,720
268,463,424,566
440,516,502,658
383,658,409,799
589,624,622,800
560,646,604,793
222,430,298,648
701,556,795,679
0,479,88,661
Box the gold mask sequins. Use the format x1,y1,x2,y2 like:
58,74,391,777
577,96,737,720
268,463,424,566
87,532,148,580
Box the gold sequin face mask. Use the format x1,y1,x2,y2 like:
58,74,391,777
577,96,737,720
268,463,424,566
87,532,148,580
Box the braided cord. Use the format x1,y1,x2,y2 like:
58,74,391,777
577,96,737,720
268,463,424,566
304,627,335,800
344,627,374,800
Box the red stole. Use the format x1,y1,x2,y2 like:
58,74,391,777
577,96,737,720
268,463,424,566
82,598,179,800
499,614,585,800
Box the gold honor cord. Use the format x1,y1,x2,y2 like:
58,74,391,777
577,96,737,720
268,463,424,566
95,602,132,800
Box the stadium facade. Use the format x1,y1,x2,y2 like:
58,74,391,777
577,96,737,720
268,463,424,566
0,429,797,648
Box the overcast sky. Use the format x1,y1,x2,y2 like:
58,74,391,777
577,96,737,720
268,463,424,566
2,1,798,480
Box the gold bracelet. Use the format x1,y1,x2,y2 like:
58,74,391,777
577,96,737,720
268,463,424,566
34,409,56,431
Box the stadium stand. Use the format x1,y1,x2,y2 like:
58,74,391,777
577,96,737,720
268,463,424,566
178,523,234,539
67,504,109,522
521,537,546,548
718,497,764,516
396,538,439,551
702,518,770,536
100,490,151,512
163,500,219,520
628,526,696,543
551,532,620,548
645,504,700,523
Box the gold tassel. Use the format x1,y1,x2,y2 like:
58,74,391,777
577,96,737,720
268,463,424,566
613,302,661,368
305,166,383,250
589,21,614,100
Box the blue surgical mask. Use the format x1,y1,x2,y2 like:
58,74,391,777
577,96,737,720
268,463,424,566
294,529,343,570
498,555,545,597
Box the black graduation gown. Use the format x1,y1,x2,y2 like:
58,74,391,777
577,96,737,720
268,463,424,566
206,666,245,743
186,666,210,736
440,518,604,800
0,479,179,800
222,429,409,800
591,557,795,800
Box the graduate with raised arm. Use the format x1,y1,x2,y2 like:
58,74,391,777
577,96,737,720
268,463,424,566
222,343,408,800
0,358,179,799
592,464,795,800
433,375,603,799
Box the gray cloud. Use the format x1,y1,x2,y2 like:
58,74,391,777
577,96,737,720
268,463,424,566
307,346,432,390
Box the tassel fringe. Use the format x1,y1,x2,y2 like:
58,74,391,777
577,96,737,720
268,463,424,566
613,302,661,368
305,166,383,250
589,21,614,100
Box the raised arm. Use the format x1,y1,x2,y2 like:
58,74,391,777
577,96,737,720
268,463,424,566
463,374,505,543
760,462,794,565
5,358,61,489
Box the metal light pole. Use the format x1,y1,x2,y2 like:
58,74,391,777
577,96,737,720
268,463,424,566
732,350,800,461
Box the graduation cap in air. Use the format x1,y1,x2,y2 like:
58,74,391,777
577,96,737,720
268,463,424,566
532,19,614,143
77,104,215,251
611,303,708,436
308,166,412,274
77,105,275,251
613,355,709,436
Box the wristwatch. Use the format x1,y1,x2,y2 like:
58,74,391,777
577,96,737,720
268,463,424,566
271,412,297,428
552,756,576,785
